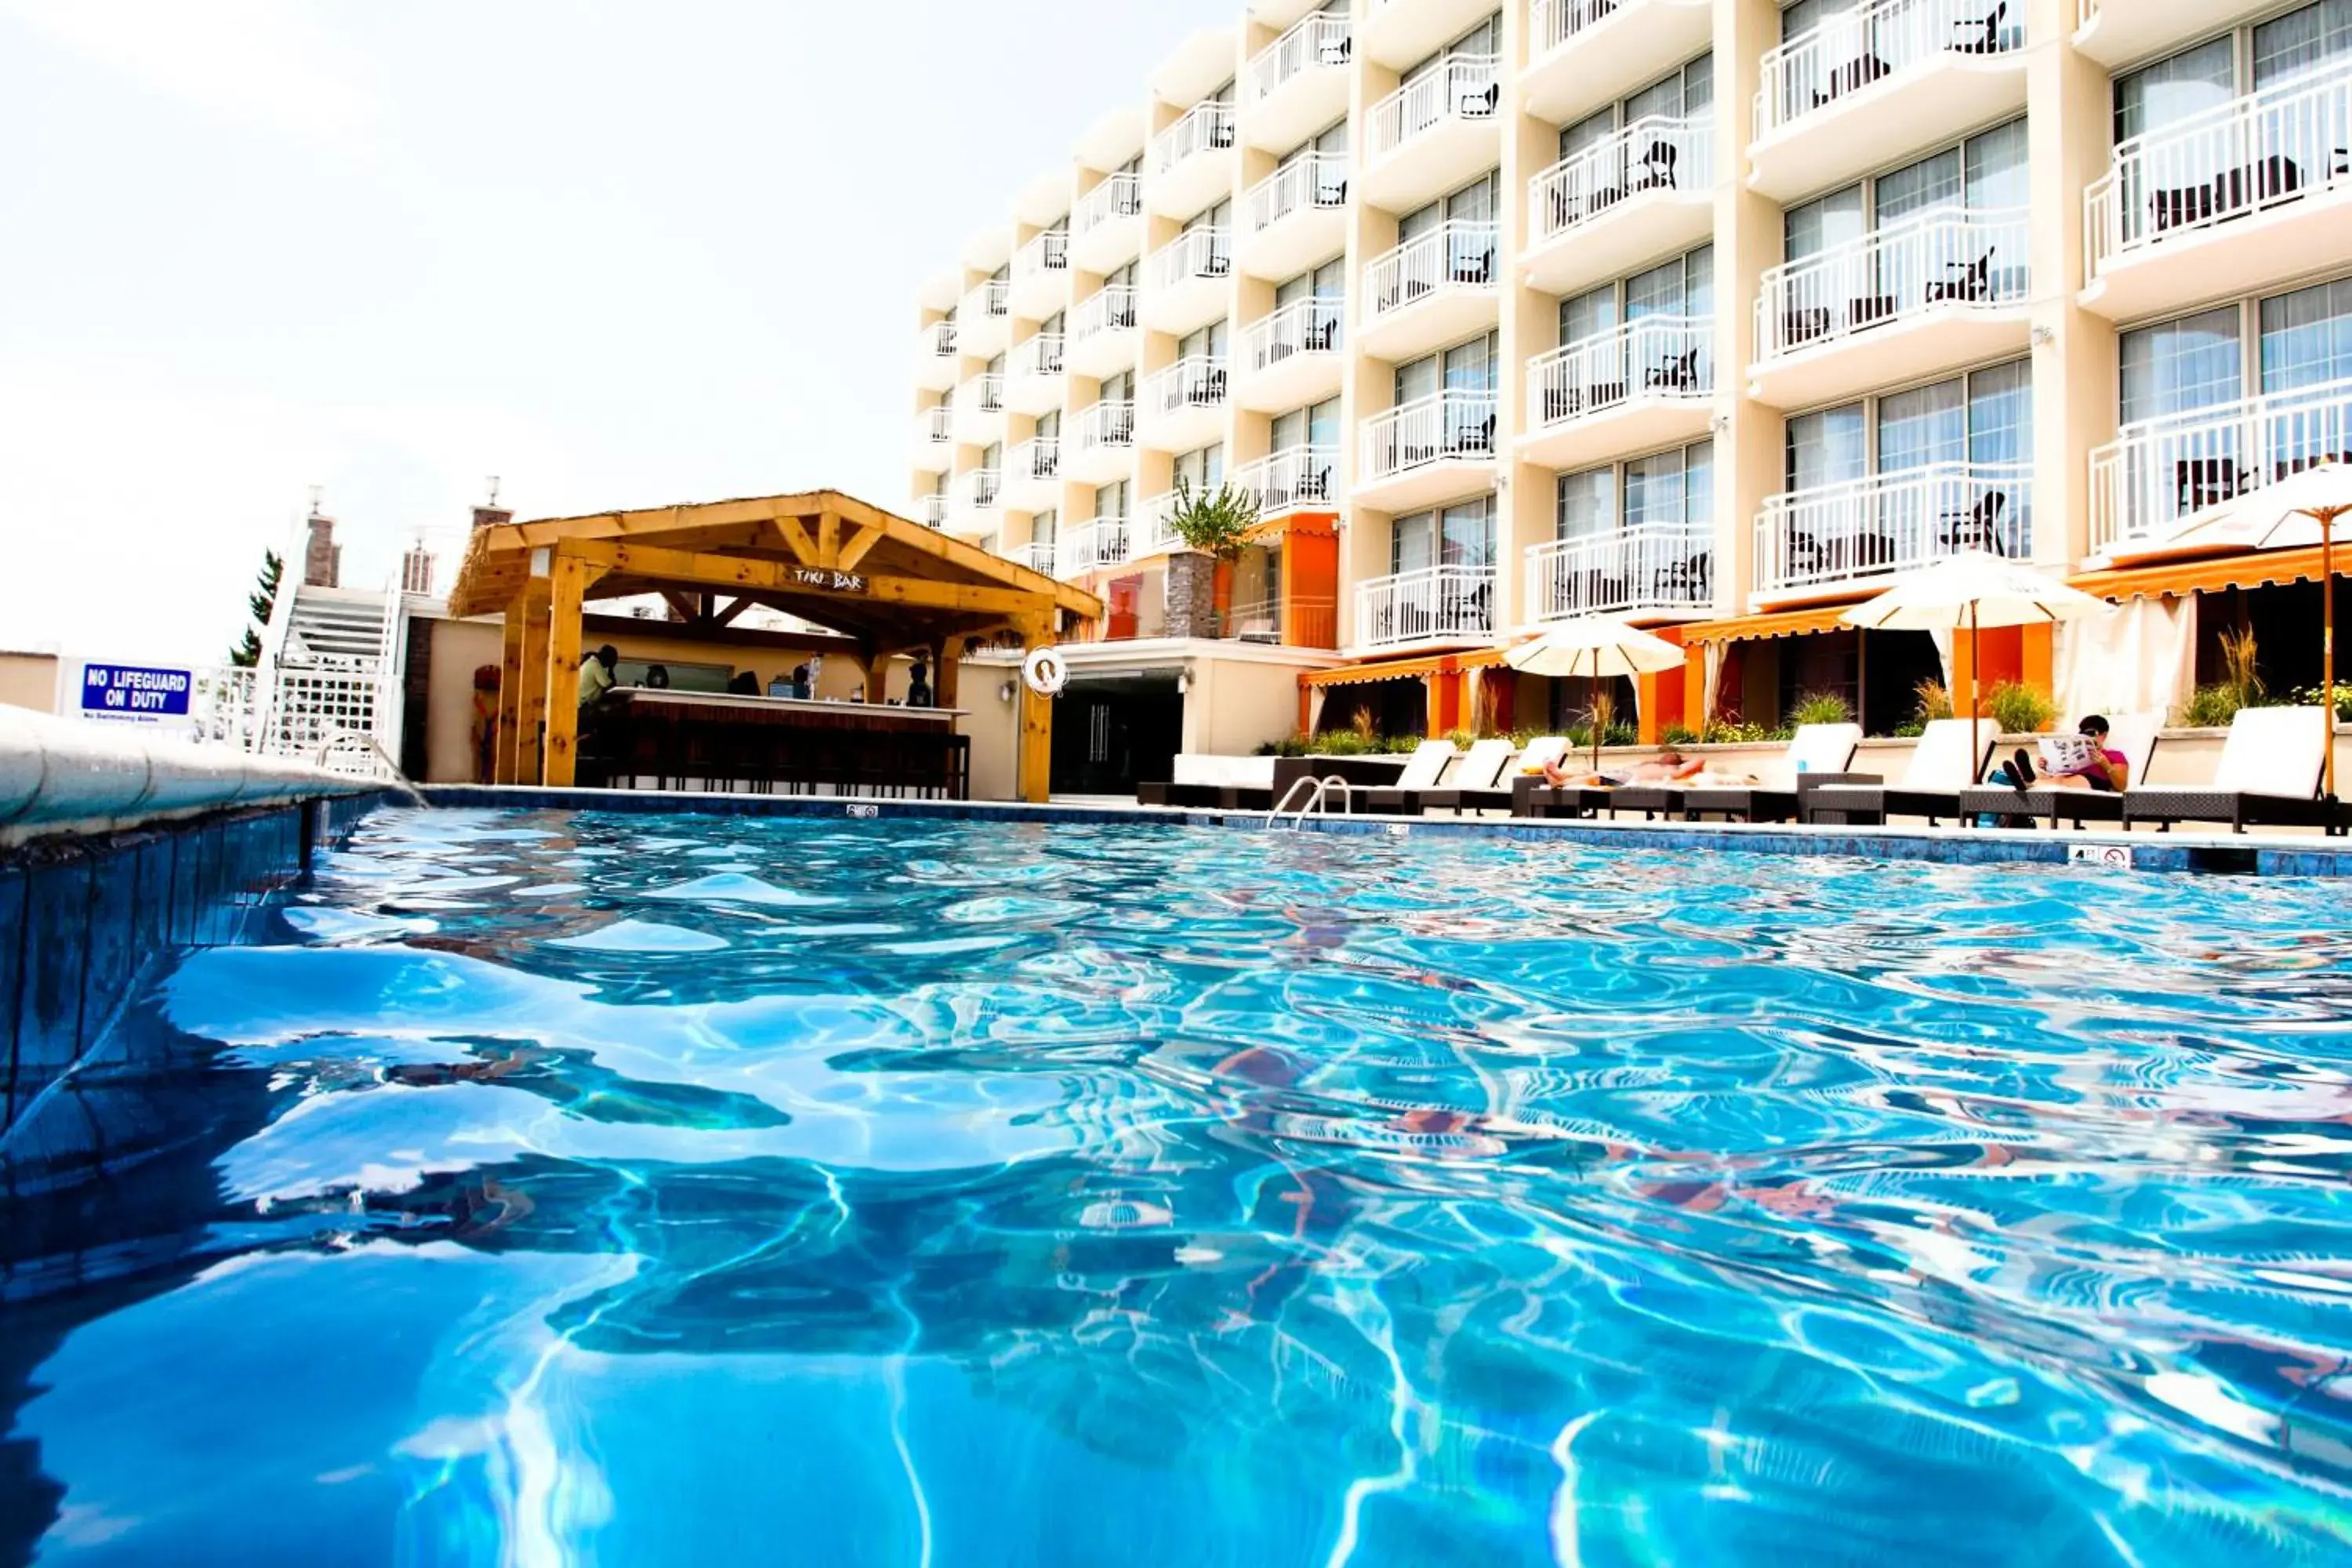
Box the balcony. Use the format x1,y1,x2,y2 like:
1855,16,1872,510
1750,207,2031,410
1525,0,1714,125
960,468,1004,522
1359,220,1497,362
1069,285,1140,379
1753,461,2031,607
1024,539,1058,576
1011,230,1070,318
1149,101,1239,218
957,372,1008,442
960,280,1011,356
1236,296,1345,412
1356,564,1496,652
1068,400,1138,485
1523,116,1714,296
920,493,948,528
1240,153,1350,281
1057,515,1134,579
1359,0,1501,71
1357,389,1497,513
2089,377,2352,564
1247,11,1352,151
1138,355,1231,452
1520,315,1712,471
915,319,960,390
1749,0,2026,203
1236,445,1341,519
913,405,954,471
1134,492,1185,559
1142,227,1233,334
1362,56,1501,212
1529,524,1713,626
1070,173,1145,273
2072,0,2281,71
1004,437,1062,510
2082,64,2352,324
1007,332,1066,415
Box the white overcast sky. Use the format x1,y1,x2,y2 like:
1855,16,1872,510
0,0,1238,666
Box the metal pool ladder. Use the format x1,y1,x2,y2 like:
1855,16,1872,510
1265,774,1353,829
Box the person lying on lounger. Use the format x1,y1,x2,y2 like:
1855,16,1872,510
1537,750,1707,789
1987,714,2129,793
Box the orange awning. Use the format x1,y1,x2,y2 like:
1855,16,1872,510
2070,543,2347,602
1677,604,1855,645
1301,646,1509,688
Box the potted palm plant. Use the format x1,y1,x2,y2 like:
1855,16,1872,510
1164,478,1260,640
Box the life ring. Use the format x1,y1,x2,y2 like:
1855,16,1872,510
1022,646,1069,697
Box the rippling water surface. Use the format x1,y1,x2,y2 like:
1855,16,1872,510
12,807,2352,1566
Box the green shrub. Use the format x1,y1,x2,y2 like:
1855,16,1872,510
1892,720,1926,739
2180,684,2243,728
2288,682,2352,722
1985,681,2056,737
1914,678,1955,724
1443,728,1478,749
1700,719,1776,744
1166,478,1260,561
1661,722,1700,746
1788,691,1854,728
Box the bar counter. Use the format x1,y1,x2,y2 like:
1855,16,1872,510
582,690,972,798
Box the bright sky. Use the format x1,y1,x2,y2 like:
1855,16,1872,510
0,0,1237,666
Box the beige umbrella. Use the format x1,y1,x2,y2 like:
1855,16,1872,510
1841,551,2105,733
2167,460,2352,797
1504,615,1685,774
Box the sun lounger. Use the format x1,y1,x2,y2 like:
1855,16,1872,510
1958,712,2162,829
1512,773,1616,818
2119,706,2338,834
1363,738,1511,815
1802,720,1997,826
1356,740,1458,815
1610,724,1867,822
1412,738,1576,817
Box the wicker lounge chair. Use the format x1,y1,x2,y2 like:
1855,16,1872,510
1414,738,1577,816
1957,713,2162,829
1356,740,1458,815
2118,706,2337,834
1363,738,1511,816
1802,720,1997,826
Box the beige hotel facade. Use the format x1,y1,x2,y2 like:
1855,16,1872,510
910,0,2352,786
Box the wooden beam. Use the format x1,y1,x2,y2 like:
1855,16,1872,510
495,597,527,783
543,556,590,787
816,510,842,568
834,522,886,574
515,576,554,786
771,515,819,566
931,639,960,711
711,596,753,627
552,538,1064,618
1016,615,1054,804
659,590,700,622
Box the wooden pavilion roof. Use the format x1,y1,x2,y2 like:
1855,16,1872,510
446,489,1100,651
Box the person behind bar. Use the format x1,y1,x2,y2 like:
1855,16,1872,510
906,659,933,708
578,645,618,710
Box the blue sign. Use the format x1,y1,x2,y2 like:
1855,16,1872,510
79,662,194,720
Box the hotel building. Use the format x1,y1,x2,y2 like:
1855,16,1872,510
911,0,2352,792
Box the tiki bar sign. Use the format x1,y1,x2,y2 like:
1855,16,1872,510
791,567,866,593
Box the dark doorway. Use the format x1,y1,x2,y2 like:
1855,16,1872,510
1772,628,1941,735
2196,580,2339,695
1316,677,1423,742
1051,672,1183,795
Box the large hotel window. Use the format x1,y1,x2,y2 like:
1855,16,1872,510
1559,441,1713,542
2117,2,2350,143
1559,53,1711,165
1399,15,1501,134
1173,443,1226,494
1559,246,1713,365
1392,172,1498,299
1396,332,1498,453
1787,359,2034,554
1392,496,1495,575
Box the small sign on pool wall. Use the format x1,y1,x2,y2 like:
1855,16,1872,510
2070,844,2132,870
77,662,194,727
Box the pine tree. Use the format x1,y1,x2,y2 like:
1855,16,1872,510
229,549,284,668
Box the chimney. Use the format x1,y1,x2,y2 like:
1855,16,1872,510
401,543,437,596
303,510,341,588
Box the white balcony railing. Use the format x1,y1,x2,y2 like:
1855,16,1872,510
920,405,953,443
969,372,1006,415
1755,461,2032,595
1755,207,2029,360
1136,492,1185,557
1530,116,1711,244
2089,376,2352,556
1023,332,1066,377
1007,437,1061,486
1074,399,1137,454
927,320,958,357
1149,227,1234,291
1529,525,1713,621
1528,315,1711,428
962,469,1004,512
1152,100,1237,175
1360,390,1498,485
1366,220,1497,322
2076,0,2096,30
985,279,1010,317
1244,296,1345,372
1251,10,1352,103
1015,229,1070,281
1236,445,1340,515
2086,64,2352,280
1367,56,1501,166
1058,516,1133,578
1073,285,1139,343
1074,172,1143,236
1533,0,1642,56
1025,539,1058,575
1247,152,1351,235
920,494,948,528
1143,356,1229,420
1357,565,1496,648
1757,0,2022,140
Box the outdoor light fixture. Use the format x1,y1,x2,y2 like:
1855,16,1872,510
998,680,1017,703
1175,671,1190,695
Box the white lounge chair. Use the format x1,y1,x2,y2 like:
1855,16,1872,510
2121,706,2337,833
1362,739,1472,814
1611,724,1867,822
1958,711,2163,829
1417,737,1566,815
1802,720,1997,826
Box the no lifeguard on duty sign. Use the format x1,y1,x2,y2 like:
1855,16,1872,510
76,662,194,727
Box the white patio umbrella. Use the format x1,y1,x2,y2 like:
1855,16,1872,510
1504,615,1685,774
1841,551,2105,732
2167,459,2352,797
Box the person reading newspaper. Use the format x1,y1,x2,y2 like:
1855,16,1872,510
1988,715,2129,794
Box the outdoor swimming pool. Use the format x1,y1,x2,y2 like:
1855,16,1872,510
8,806,2352,1565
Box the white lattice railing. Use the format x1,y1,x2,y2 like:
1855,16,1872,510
1015,229,1069,282
1142,356,1229,419
1058,516,1133,577
1075,172,1142,238
1244,296,1345,372
1357,565,1496,648
1529,525,1713,621
1149,226,1233,292
1530,116,1711,246
1361,390,1497,485
1365,220,1497,322
1368,56,1500,167
2089,376,2352,555
1074,399,1137,454
1153,100,1237,175
1073,285,1138,343
2086,64,2352,281
1755,207,2029,360
1248,152,1350,235
1236,445,1339,515
1251,10,1352,103
1756,0,2021,141
1529,315,1711,429
1756,461,2031,594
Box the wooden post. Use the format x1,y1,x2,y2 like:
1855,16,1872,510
931,640,960,710
543,557,589,787
1018,616,1053,804
495,600,527,784
515,575,554,785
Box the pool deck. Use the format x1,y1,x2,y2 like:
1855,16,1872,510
418,785,2352,879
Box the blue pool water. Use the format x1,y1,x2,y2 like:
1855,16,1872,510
8,808,2352,1566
